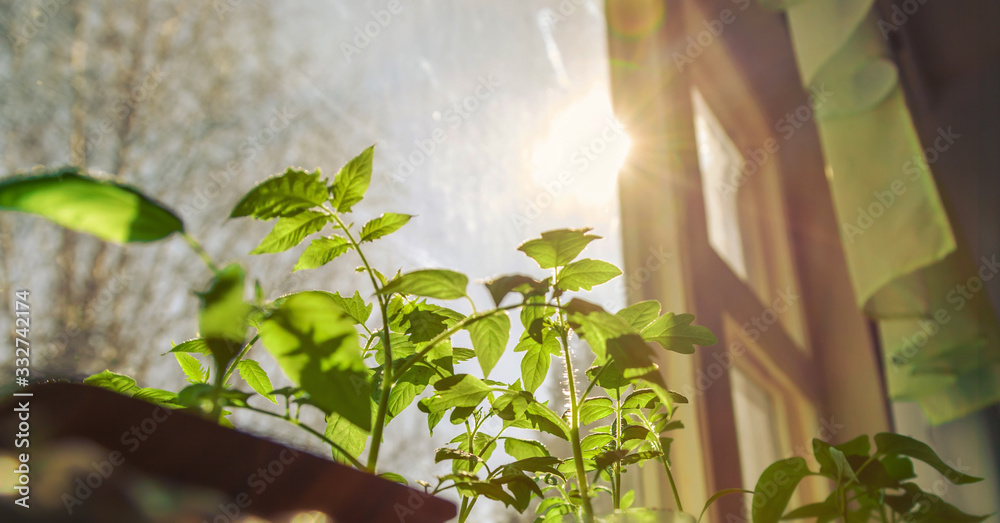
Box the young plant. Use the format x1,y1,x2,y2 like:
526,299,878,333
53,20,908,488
0,151,720,522
11,149,980,523
750,433,989,522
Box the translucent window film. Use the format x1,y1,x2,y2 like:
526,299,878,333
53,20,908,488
692,88,748,280
730,367,783,493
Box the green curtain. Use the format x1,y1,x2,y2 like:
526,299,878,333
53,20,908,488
768,0,1000,424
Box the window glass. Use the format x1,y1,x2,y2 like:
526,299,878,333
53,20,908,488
692,88,748,280
731,367,783,492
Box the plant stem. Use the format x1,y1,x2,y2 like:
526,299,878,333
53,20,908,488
242,405,366,469
221,333,260,385
614,388,622,511
661,453,684,513
328,213,394,474
640,413,684,512
366,299,393,473
556,296,595,523
181,233,220,273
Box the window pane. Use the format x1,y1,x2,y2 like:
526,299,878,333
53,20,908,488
692,88,748,280
730,367,783,491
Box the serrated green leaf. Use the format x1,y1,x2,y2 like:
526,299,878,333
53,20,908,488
874,432,983,485
521,340,551,393
581,433,614,450
250,210,328,254
517,228,601,269
423,374,491,412
378,472,408,485
435,447,482,464
505,438,551,460
325,410,368,464
83,370,139,395
259,291,371,430
580,397,614,425
453,479,516,507
377,269,468,300
484,275,547,307
526,401,571,439
615,301,661,331
641,313,716,354
329,145,374,212
594,449,630,470
751,457,810,523
293,236,350,271
0,169,183,243
168,338,212,355
360,212,412,242
555,259,622,291
131,388,180,407
175,353,207,384
500,473,542,513
329,290,373,325
230,167,327,220
622,425,651,442
453,347,476,362
396,301,464,343
620,450,662,467
467,312,510,378
237,359,276,403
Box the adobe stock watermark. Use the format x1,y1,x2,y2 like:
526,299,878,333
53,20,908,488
178,104,297,218
511,117,627,229
6,0,70,51
841,126,960,245
340,1,406,63
388,74,501,186
72,66,166,160
61,405,174,514
202,448,301,523
672,0,750,72
717,84,833,200
877,0,931,41
537,0,588,28
394,487,438,521
599,245,673,312
891,254,999,368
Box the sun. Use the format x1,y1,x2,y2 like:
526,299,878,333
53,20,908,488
529,88,631,206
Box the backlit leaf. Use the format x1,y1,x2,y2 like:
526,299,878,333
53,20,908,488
230,167,327,220
641,313,716,354
329,145,374,212
259,291,371,429
467,312,510,378
517,228,601,269
555,259,622,291
237,359,276,403
360,212,412,242
0,169,183,243
378,269,469,300
250,210,328,254
293,236,350,271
